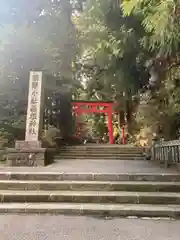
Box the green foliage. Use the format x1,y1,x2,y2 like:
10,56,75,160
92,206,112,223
0,122,25,146
76,1,144,108
75,0,148,136
42,126,60,148
122,0,180,56
89,114,108,139
76,0,180,141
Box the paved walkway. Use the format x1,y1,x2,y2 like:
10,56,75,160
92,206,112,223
0,215,179,240
48,160,177,173
0,160,177,173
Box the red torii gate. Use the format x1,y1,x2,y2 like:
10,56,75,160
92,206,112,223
72,100,125,144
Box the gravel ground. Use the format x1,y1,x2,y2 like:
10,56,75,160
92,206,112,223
0,215,179,240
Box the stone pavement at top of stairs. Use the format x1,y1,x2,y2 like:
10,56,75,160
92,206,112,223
0,160,178,173
0,215,179,240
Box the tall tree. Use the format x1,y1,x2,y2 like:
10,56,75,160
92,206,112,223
122,0,180,140
75,0,148,135
75,0,180,141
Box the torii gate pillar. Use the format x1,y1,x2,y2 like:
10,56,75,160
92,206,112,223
107,111,114,144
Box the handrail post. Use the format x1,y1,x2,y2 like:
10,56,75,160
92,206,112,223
151,136,158,161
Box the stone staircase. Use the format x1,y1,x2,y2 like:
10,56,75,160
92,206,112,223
0,145,179,217
0,171,180,217
56,145,146,160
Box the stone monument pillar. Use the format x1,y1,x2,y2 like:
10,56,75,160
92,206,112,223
26,71,44,141
17,71,44,148
6,71,55,166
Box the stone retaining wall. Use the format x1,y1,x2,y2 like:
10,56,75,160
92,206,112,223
6,148,55,167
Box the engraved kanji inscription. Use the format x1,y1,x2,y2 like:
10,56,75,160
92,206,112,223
32,74,39,89
25,71,43,141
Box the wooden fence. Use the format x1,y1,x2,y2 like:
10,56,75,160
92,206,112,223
151,139,180,168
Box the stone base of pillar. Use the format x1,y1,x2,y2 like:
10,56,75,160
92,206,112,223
15,140,42,149
6,147,56,167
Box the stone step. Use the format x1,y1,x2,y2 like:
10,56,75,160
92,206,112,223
0,190,180,204
60,145,144,149
57,153,144,157
54,155,145,161
0,180,179,192
59,148,145,154
57,155,144,158
58,153,145,156
59,149,145,154
0,172,180,182
0,203,179,217
59,147,145,150
56,155,144,158
61,145,147,151
57,152,145,158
